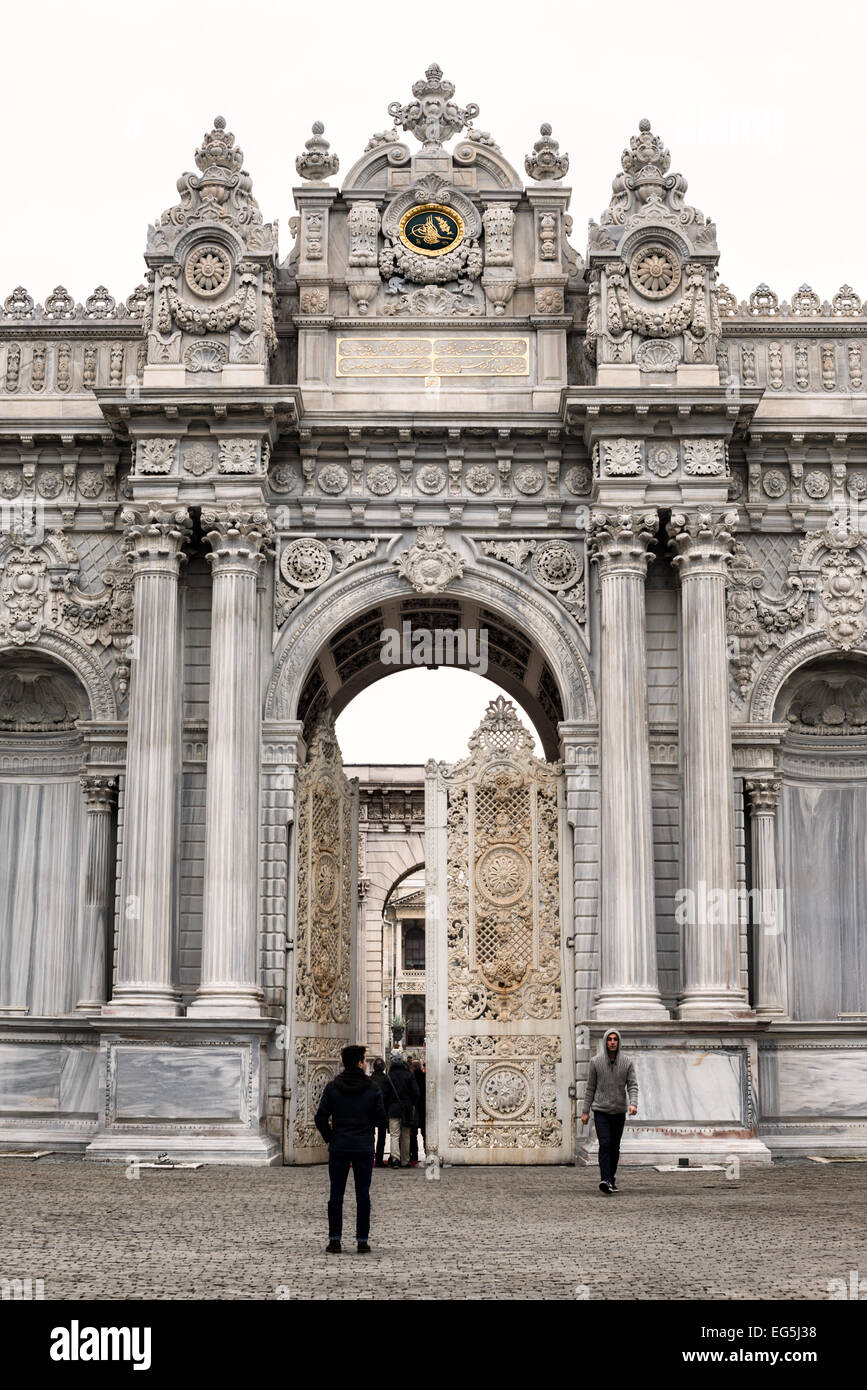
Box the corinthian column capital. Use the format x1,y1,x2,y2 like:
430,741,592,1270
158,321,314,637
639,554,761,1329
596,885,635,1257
202,506,274,573
589,506,658,575
745,776,782,816
80,773,118,813
121,506,191,572
667,508,738,578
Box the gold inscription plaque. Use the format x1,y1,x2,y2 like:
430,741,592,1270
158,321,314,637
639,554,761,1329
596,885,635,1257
336,337,530,378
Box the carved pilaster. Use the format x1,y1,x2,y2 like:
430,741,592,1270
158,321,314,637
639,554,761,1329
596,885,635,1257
190,507,273,1017
669,509,753,1019
588,507,668,1019
745,777,786,1018
76,775,118,1012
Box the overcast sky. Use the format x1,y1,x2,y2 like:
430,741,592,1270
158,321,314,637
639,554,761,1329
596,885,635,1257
3,0,860,762
1,0,860,305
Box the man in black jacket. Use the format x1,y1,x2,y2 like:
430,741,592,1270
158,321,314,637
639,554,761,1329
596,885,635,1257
384,1051,419,1168
314,1044,388,1254
369,1057,390,1167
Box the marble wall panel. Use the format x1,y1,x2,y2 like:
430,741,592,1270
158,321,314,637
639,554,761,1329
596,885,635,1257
112,1044,247,1123
759,1046,867,1119
633,1047,744,1124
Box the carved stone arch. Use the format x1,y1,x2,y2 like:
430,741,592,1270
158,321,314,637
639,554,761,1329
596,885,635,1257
265,559,596,744
749,630,867,723
0,631,117,721
620,223,692,266
452,143,523,191
381,181,482,242
342,143,412,189
174,221,247,267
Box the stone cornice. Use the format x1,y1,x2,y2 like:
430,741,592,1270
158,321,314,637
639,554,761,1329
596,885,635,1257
561,385,763,437
96,386,301,436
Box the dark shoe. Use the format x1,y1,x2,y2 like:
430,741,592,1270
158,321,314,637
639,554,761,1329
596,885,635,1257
388,1157,400,1168
374,1159,385,1168
609,1177,619,1192
326,1239,342,1254
357,1241,371,1254
598,1180,612,1195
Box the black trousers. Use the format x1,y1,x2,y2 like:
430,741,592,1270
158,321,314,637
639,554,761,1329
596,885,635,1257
327,1151,375,1242
594,1109,626,1184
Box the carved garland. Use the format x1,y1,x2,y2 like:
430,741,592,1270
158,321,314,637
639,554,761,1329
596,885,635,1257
607,261,707,340
156,261,258,337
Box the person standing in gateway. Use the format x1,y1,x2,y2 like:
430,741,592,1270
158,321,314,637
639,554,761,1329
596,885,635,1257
314,1044,388,1253
581,1028,638,1194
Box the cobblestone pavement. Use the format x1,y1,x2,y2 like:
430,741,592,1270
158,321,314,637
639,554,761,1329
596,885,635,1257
0,1156,864,1300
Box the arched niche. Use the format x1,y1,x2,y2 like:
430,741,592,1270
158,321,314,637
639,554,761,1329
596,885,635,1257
0,653,91,1015
773,653,867,1022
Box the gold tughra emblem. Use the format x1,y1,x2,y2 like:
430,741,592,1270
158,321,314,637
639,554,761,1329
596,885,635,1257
399,203,464,257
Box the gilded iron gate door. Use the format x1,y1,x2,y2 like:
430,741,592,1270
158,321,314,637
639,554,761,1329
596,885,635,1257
288,712,358,1163
425,697,573,1165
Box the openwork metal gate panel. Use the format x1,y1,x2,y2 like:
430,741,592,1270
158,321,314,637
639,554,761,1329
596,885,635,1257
289,712,358,1163
426,697,573,1164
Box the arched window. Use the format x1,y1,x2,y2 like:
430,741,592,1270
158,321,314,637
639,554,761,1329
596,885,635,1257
405,997,425,1046
403,923,425,970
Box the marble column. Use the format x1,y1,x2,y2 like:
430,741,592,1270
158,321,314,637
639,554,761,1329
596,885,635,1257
189,507,272,1017
589,507,668,1019
745,777,786,1018
669,509,753,1019
76,774,118,1011
105,506,189,1016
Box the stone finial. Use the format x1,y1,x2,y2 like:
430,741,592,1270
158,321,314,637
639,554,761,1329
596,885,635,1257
387,63,480,149
195,115,244,179
153,115,264,238
524,123,569,182
598,117,716,249
621,117,670,181
295,122,339,182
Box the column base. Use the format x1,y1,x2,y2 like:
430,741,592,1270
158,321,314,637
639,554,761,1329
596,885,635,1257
591,991,670,1022
677,992,755,1022
186,986,264,1019
75,1000,106,1014
102,989,182,1017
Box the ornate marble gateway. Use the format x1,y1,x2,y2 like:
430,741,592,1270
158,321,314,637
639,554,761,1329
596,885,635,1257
1,65,866,1168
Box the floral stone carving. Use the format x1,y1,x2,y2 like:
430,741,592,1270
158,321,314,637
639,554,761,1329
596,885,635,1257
395,525,464,594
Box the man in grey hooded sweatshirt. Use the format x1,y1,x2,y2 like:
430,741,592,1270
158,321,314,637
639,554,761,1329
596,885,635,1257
581,1028,638,1194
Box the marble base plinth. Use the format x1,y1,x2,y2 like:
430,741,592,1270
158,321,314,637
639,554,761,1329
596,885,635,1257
576,1021,867,1163
578,1130,773,1167
0,1019,100,1154
84,1131,281,1166
84,1017,279,1166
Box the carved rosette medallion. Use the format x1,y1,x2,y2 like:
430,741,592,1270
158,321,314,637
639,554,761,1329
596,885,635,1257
629,244,681,299
185,244,232,297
